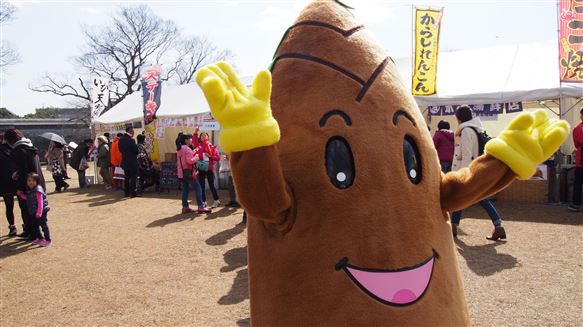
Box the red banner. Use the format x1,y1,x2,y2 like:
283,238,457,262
558,0,583,82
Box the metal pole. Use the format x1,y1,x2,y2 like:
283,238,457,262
552,0,563,204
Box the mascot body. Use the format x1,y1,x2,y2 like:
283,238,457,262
196,1,569,325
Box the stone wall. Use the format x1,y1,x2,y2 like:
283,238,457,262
0,119,91,162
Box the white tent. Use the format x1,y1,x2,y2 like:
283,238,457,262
94,83,210,125
394,41,582,107
96,41,581,127
93,76,254,126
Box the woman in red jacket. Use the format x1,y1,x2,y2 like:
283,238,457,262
196,132,221,208
433,120,455,173
569,108,583,212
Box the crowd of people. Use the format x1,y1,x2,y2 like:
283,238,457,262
433,106,583,239
88,126,241,215
0,107,580,245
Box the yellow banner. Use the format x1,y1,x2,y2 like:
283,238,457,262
144,120,160,163
412,8,443,95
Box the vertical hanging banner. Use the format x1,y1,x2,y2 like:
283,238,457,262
141,65,163,125
412,8,443,95
558,0,583,82
91,77,109,119
144,121,160,162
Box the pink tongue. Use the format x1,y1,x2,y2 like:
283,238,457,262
392,289,417,304
345,257,434,305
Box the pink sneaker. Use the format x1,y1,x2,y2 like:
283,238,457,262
40,240,51,247
32,238,43,245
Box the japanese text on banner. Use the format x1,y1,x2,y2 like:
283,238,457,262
558,0,583,82
141,65,163,125
412,8,443,95
91,77,109,119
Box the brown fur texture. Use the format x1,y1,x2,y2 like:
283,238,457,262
230,1,515,325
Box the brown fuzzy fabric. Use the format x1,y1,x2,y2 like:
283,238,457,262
231,1,516,325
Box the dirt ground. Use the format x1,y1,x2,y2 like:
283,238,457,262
0,168,581,327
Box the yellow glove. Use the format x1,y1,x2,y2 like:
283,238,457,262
195,61,280,153
485,109,570,180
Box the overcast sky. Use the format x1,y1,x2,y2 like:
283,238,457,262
0,0,558,115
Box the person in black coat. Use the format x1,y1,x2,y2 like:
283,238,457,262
3,129,45,239
0,134,19,236
118,126,140,197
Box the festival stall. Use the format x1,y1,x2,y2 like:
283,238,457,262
395,41,583,204
92,76,253,189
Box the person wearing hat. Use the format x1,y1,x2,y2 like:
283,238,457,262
97,136,112,190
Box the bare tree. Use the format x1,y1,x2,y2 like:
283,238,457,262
32,5,178,108
31,74,92,103
0,2,16,23
164,36,234,85
31,5,234,114
0,1,20,68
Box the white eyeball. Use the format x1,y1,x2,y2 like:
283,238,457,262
336,172,347,182
409,169,417,179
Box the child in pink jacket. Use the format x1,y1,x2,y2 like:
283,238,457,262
18,173,51,247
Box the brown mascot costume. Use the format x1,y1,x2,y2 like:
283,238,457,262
196,1,570,325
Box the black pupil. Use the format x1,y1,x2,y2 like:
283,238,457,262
325,137,355,189
403,136,422,184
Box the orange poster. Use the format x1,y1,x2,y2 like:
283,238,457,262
558,0,583,82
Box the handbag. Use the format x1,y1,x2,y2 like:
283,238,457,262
196,160,209,172
113,166,125,180
79,158,89,171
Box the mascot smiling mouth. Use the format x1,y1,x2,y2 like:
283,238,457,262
335,251,437,306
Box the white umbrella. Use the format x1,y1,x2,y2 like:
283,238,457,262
40,132,66,145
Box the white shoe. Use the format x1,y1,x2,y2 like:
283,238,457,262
212,200,221,208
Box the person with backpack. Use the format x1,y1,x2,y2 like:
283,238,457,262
568,108,583,212
433,120,455,173
451,105,506,241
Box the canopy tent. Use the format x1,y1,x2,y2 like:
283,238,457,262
95,83,209,125
92,77,253,159
96,41,581,128
93,42,581,156
394,41,582,107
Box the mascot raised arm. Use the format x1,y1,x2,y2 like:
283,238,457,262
196,1,569,325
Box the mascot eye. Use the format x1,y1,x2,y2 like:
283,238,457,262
403,136,422,184
325,137,355,189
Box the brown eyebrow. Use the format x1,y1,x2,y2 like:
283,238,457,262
392,110,416,126
320,110,352,127
271,54,389,102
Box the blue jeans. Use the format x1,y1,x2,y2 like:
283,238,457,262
451,199,502,227
181,178,204,208
77,170,86,188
